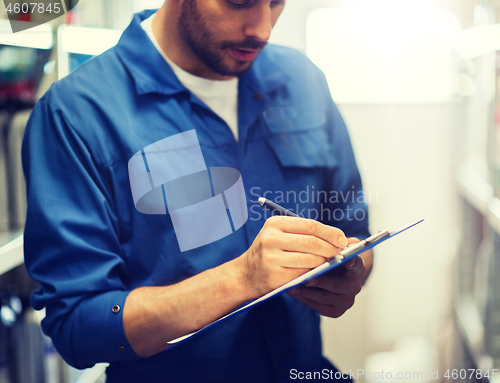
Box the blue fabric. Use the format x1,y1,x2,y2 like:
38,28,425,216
22,10,368,382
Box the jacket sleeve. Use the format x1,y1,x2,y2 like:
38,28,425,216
22,97,138,369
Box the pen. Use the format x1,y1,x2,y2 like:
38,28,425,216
258,196,346,263
258,197,300,217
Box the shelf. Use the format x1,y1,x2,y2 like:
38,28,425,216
457,163,500,235
457,163,492,215
488,198,500,235
454,297,500,383
0,232,107,382
0,232,23,275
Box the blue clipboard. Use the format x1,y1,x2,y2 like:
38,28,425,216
167,219,424,346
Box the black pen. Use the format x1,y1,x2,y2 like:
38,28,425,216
258,197,300,218
258,196,348,263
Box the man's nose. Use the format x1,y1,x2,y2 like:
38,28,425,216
243,4,273,43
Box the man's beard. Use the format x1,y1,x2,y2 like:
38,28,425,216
178,0,266,77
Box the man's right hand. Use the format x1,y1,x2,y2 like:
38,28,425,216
123,216,349,357
238,216,349,298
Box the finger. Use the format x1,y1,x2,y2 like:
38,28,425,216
305,258,366,287
324,256,364,279
298,287,355,309
342,256,365,279
277,232,341,258
277,251,327,269
328,238,360,269
304,274,362,295
287,291,353,318
347,237,360,245
340,238,361,269
265,216,348,248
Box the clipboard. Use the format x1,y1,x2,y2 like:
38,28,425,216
167,219,424,345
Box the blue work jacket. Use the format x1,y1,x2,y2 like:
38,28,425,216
22,10,369,383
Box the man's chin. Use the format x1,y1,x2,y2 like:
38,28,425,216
218,59,254,77
202,55,256,78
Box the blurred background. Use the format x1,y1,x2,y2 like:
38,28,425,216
0,0,498,382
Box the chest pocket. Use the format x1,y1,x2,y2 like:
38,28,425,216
263,106,337,169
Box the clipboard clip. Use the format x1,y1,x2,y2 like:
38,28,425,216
339,230,390,257
365,230,390,244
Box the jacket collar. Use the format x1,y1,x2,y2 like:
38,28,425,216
115,10,289,98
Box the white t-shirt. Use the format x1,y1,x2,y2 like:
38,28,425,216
141,14,239,141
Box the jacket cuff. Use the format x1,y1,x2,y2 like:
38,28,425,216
71,290,138,368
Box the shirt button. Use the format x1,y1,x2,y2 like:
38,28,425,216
253,93,263,101
119,345,126,351
112,305,121,314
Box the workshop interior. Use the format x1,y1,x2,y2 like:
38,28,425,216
0,0,499,382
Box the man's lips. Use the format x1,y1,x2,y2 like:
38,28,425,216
229,48,260,62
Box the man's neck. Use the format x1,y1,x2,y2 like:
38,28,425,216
152,2,234,81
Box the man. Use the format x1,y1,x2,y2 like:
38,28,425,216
22,0,372,381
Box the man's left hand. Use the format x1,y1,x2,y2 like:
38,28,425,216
287,244,372,318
